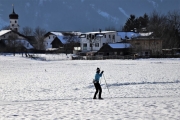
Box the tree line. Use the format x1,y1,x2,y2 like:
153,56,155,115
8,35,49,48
122,10,180,49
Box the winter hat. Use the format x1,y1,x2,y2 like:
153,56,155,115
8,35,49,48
96,68,100,71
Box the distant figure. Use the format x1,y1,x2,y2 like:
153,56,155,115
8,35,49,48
93,68,104,100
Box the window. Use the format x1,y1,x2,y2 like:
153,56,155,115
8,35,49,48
80,34,86,38
92,35,94,39
15,21,17,23
95,43,99,47
104,35,106,38
83,43,87,47
113,35,115,39
89,34,92,39
83,43,87,50
47,42,48,45
109,35,111,38
12,24,14,27
145,52,149,56
49,36,50,39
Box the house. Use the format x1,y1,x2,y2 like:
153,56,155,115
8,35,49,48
0,30,34,52
44,32,66,49
80,31,121,52
0,6,34,53
117,31,162,57
96,43,131,56
129,32,162,57
44,31,81,53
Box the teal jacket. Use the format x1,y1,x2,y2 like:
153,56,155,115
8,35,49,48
94,73,103,82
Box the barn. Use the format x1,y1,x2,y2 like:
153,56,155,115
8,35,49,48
96,43,131,56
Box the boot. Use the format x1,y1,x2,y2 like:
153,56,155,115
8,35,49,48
98,98,103,100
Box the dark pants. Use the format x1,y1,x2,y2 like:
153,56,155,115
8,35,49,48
93,82,102,99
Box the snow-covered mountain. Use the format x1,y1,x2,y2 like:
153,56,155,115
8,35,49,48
0,0,179,32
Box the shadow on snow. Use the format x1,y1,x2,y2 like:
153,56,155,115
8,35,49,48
88,80,180,88
109,80,180,87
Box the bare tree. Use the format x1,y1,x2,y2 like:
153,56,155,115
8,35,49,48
87,34,96,51
64,32,80,43
166,10,180,48
147,10,180,49
62,32,80,53
148,11,167,37
21,26,33,36
33,26,46,50
7,33,22,56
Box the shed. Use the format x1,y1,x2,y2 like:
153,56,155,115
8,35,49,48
96,43,131,56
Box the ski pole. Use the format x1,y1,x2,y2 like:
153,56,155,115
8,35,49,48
103,74,110,95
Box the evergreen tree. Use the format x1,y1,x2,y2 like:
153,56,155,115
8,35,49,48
123,14,149,32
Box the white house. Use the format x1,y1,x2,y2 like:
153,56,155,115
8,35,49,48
80,31,121,52
0,30,34,49
43,31,81,50
44,32,65,50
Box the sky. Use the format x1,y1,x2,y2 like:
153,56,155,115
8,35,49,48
0,0,180,32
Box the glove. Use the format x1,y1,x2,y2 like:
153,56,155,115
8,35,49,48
101,71,104,74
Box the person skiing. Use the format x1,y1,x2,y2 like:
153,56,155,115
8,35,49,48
93,68,104,99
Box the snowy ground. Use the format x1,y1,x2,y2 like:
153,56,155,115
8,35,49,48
0,54,180,120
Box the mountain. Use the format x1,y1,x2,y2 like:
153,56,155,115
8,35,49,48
0,0,179,32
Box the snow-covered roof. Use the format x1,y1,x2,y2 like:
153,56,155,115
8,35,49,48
72,32,81,35
117,31,154,39
84,31,116,34
95,34,104,38
0,30,11,36
46,48,59,51
117,32,140,39
139,32,153,36
57,36,67,44
51,32,63,36
108,43,131,49
51,32,67,44
50,31,81,44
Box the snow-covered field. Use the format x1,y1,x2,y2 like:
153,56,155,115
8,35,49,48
0,54,180,120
